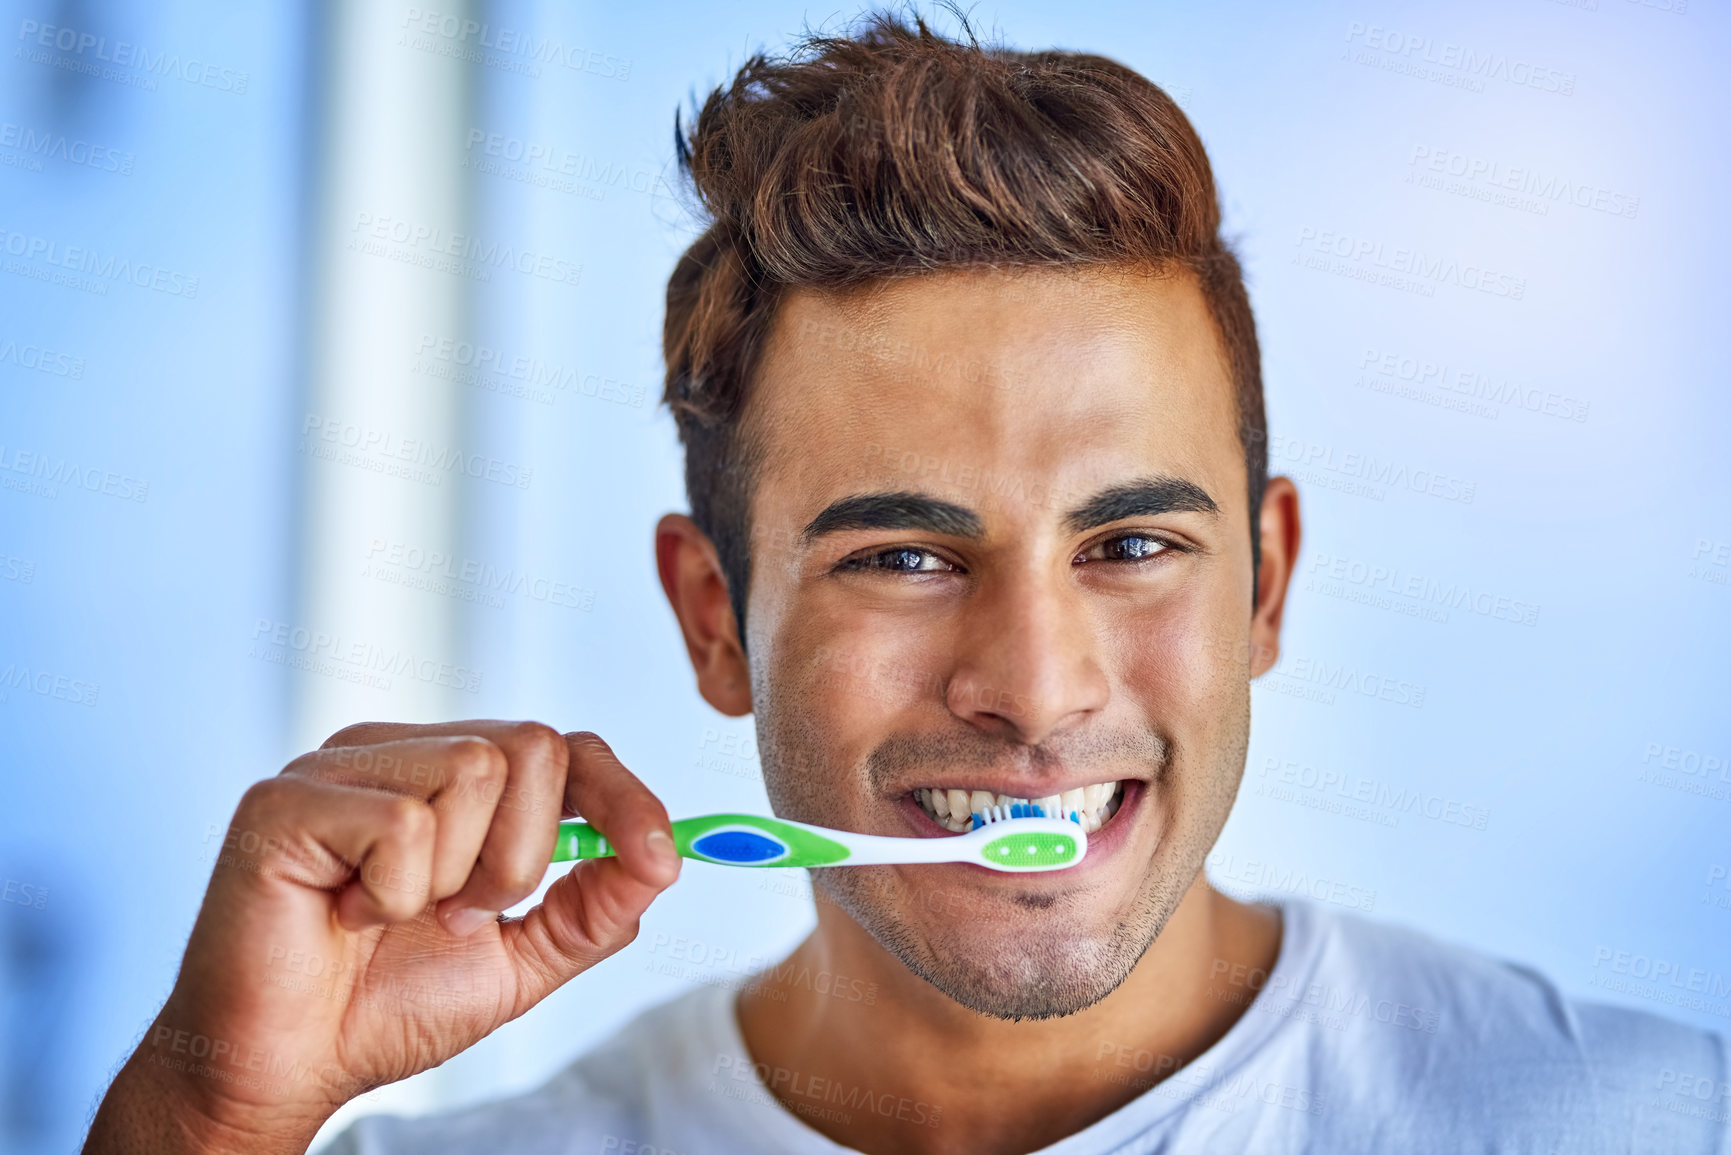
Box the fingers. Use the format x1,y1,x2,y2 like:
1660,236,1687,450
295,721,678,941
306,721,573,929
287,735,507,912
436,722,568,929
561,732,681,889
228,776,435,931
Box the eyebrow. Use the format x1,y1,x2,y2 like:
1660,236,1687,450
802,492,984,542
1062,476,1220,534
801,475,1218,544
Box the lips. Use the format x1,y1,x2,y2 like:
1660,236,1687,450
912,781,1126,834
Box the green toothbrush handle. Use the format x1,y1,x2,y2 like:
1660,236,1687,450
551,813,853,868
551,821,613,862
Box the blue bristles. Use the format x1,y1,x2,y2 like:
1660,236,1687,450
968,802,1084,827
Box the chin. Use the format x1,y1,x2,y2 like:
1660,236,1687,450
815,865,1180,1022
905,919,1142,1021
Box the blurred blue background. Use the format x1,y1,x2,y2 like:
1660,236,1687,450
0,1,1726,1150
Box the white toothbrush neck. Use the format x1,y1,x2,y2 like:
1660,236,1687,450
815,826,983,866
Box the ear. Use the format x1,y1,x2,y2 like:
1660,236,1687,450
655,513,753,716
1247,476,1302,678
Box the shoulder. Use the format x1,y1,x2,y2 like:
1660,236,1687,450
1266,901,1730,1147
319,984,729,1155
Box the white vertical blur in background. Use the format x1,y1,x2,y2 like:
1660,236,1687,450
0,3,1723,1152
295,1,474,747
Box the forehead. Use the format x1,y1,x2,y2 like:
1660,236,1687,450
748,267,1244,527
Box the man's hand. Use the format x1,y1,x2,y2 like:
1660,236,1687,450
84,722,680,1154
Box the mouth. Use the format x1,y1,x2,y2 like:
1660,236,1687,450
912,782,1127,835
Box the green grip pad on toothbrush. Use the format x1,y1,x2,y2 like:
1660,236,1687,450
979,828,1080,869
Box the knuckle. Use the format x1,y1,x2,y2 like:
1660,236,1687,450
491,857,543,898
238,775,294,817
565,730,608,757
507,720,567,765
445,735,506,782
279,750,325,780
382,796,435,842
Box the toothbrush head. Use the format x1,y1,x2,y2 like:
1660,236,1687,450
963,811,1088,872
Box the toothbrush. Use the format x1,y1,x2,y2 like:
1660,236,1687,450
550,807,1087,873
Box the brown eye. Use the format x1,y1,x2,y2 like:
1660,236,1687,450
839,547,956,574
1080,534,1173,563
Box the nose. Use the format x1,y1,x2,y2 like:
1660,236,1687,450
943,561,1109,745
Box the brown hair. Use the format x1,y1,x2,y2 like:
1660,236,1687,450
663,12,1266,635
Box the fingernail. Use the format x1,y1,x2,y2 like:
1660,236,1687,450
645,829,677,868
444,906,497,937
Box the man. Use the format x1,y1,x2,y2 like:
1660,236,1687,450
86,15,1727,1154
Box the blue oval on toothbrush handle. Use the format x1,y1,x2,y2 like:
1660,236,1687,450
690,829,790,864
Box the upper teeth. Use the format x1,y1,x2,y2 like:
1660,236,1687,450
914,782,1124,835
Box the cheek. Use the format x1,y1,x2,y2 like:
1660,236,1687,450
784,611,952,725
758,607,953,806
1101,592,1243,728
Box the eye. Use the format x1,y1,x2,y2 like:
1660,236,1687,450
1077,533,1176,564
836,546,959,574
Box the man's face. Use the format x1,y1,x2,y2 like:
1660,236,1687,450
740,267,1259,1020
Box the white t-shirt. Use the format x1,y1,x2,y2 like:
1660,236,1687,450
328,900,1730,1153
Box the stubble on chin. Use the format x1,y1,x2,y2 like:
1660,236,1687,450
749,660,1252,1021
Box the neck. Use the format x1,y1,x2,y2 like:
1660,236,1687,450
736,875,1282,1155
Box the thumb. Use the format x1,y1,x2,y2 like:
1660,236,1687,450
500,853,678,1009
